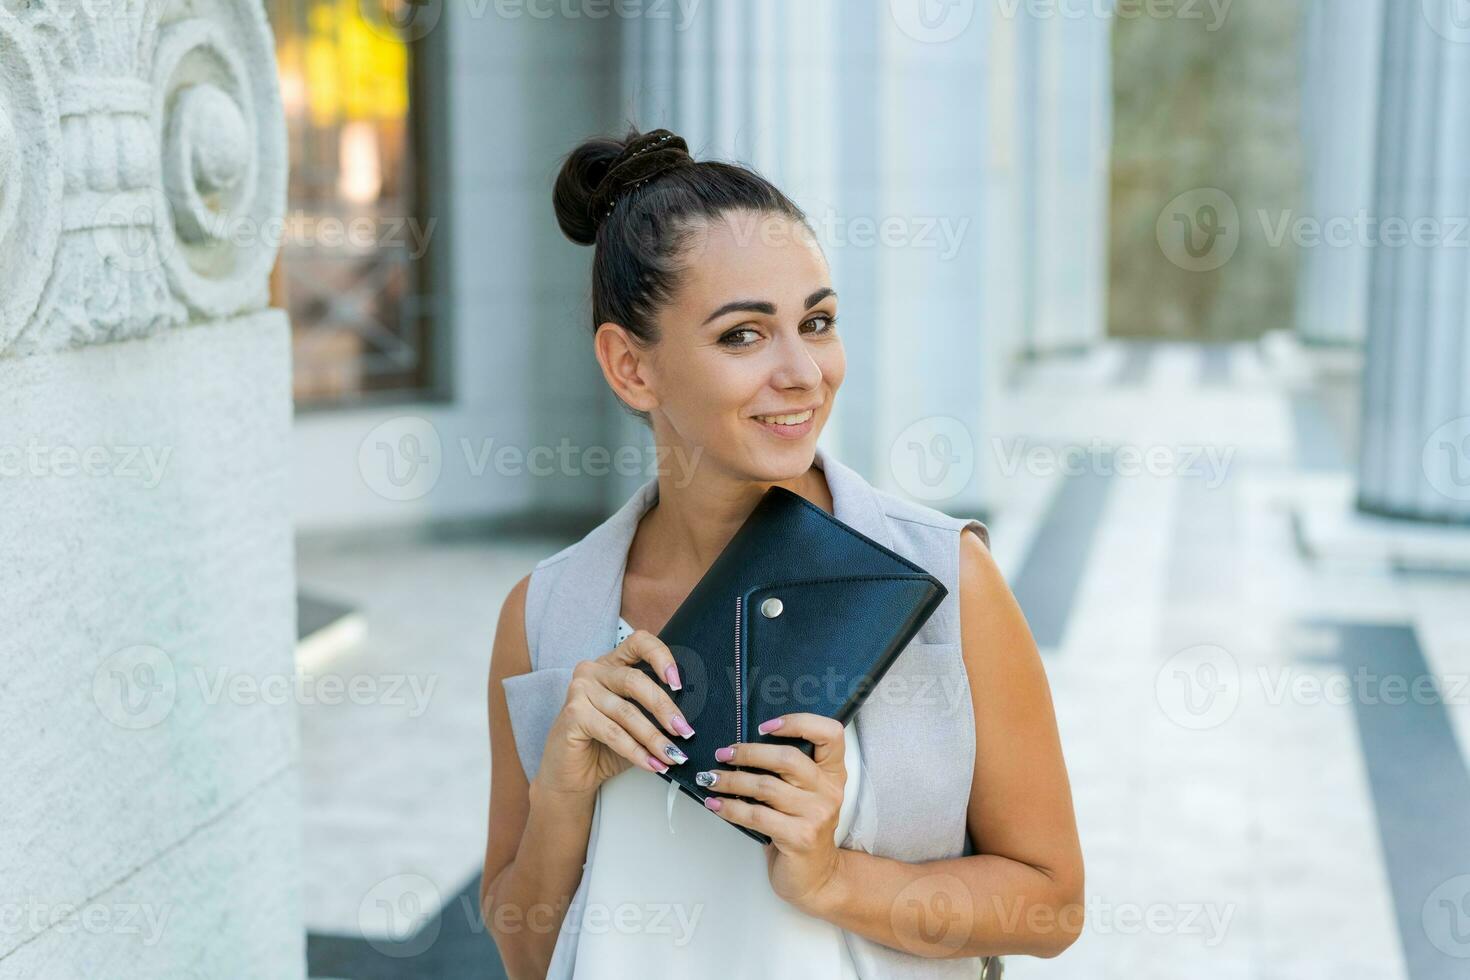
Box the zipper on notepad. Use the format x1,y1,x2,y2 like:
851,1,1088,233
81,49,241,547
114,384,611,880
734,595,743,744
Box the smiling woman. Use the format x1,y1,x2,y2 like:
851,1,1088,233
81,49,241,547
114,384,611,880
479,126,1080,980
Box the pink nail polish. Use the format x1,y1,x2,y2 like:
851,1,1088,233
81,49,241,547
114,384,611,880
704,796,722,811
757,717,783,734
665,664,683,690
672,715,695,737
647,755,669,773
715,745,734,762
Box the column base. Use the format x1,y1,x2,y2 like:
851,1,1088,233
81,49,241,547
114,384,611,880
1289,475,1470,574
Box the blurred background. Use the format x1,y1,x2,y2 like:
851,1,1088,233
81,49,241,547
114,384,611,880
3,0,1469,977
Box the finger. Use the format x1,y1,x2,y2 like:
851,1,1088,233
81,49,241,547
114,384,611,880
585,684,691,770
610,629,683,691
716,741,823,791
751,712,848,774
691,767,806,816
703,794,807,847
570,697,674,775
599,661,695,740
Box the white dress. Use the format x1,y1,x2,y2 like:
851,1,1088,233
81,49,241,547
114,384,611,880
566,616,864,978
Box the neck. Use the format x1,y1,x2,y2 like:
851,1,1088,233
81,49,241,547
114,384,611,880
636,443,833,580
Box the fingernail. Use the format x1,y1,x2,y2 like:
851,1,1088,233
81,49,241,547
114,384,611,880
672,715,695,737
714,745,734,762
757,717,783,734
665,664,682,690
665,744,688,764
704,796,722,811
695,770,719,788
647,755,669,773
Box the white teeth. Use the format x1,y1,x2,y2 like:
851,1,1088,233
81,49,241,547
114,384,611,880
754,410,814,426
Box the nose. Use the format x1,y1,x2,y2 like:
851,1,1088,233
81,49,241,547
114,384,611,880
769,328,823,390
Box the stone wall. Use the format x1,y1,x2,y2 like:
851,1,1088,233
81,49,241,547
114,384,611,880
0,0,302,974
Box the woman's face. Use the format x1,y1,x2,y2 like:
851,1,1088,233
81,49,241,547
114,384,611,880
614,209,844,482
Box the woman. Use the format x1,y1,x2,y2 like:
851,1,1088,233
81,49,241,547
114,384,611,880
480,128,1083,979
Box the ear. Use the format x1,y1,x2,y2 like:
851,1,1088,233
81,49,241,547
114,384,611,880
594,321,659,412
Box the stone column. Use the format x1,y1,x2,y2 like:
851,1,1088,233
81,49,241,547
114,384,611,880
619,2,995,515
1295,0,1382,347
0,0,302,974
1016,6,1112,356
616,0,842,486
1355,0,1470,524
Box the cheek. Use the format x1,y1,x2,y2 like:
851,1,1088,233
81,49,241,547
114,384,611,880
820,342,846,389
675,353,767,416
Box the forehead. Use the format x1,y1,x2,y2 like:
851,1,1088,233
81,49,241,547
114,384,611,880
674,210,829,305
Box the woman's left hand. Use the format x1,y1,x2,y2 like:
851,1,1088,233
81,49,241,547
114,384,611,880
698,712,848,914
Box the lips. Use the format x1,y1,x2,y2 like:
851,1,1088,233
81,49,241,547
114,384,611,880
751,408,816,426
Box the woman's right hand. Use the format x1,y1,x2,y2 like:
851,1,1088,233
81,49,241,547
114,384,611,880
533,630,695,798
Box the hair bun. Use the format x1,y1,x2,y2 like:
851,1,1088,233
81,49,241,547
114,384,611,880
552,128,693,246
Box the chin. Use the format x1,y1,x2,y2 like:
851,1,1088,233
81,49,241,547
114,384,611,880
742,427,818,476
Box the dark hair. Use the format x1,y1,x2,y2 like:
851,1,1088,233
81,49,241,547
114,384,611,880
552,125,809,424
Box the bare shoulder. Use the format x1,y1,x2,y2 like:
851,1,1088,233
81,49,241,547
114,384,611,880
957,524,1040,680
958,524,1014,627
489,572,533,685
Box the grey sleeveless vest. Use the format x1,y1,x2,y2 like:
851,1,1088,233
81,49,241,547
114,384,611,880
502,443,1000,979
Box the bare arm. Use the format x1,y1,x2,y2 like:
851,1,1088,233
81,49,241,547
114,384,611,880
797,527,1085,958
479,574,596,979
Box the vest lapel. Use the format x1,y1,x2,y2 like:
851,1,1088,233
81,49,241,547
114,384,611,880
541,474,658,669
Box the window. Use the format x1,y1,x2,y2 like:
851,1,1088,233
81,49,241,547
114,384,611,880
266,0,442,407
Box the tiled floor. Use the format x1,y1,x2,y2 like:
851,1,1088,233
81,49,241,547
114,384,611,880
298,336,1470,978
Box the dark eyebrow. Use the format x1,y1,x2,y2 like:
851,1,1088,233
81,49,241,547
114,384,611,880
701,287,837,327
804,287,837,310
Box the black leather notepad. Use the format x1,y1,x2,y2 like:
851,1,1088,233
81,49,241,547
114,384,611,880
631,484,948,845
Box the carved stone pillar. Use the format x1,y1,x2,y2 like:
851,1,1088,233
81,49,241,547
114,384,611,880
0,0,300,974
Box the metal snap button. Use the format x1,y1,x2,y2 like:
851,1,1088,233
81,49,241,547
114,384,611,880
760,596,783,618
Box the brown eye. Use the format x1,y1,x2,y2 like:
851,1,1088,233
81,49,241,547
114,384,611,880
719,327,760,348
